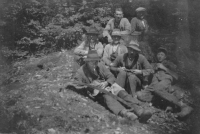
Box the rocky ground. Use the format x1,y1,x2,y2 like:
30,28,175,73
0,50,198,134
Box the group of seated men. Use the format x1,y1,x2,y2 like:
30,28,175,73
72,7,193,122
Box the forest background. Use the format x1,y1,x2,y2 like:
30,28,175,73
0,0,200,133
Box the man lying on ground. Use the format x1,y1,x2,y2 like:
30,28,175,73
137,47,193,118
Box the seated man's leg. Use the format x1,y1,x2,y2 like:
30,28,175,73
103,94,124,115
137,75,160,102
127,73,141,97
146,79,193,118
116,70,127,88
102,94,138,120
117,90,153,122
137,89,154,102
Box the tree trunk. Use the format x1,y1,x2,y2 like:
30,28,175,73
175,0,200,84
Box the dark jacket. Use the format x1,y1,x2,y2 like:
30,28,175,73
152,60,178,82
74,62,115,85
111,53,152,76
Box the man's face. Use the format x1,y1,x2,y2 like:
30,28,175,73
137,11,145,19
128,47,138,57
114,11,123,21
120,36,131,46
86,60,98,73
157,51,166,62
112,35,121,44
87,34,98,43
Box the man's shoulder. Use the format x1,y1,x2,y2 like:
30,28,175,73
107,18,115,23
121,18,129,22
119,44,127,49
138,54,147,60
104,44,111,49
131,17,138,22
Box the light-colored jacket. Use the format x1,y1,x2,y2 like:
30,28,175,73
103,44,127,65
74,41,104,57
103,18,131,42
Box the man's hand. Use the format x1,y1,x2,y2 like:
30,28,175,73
99,81,108,89
131,69,142,74
156,63,167,71
118,67,126,72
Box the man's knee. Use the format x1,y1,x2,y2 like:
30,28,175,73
117,70,126,77
136,91,144,100
136,91,153,102
128,74,138,82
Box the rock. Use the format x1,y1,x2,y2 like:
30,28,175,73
48,128,56,134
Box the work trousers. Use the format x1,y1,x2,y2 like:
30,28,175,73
137,76,180,105
102,90,139,115
116,70,141,97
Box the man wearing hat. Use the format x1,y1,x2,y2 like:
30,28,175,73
110,41,152,97
130,7,148,41
73,27,104,74
103,7,131,43
137,47,193,118
103,29,127,67
74,50,152,122
130,7,154,62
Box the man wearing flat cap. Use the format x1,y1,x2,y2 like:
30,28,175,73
130,7,153,62
131,7,148,39
103,29,127,67
103,7,131,43
110,41,152,97
74,50,153,122
73,27,104,74
137,47,193,118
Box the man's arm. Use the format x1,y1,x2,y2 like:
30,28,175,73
100,63,115,85
121,18,131,33
95,42,104,57
102,45,112,65
141,55,152,76
103,19,113,43
74,41,88,56
110,54,123,72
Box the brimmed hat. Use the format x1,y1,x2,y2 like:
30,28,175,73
131,31,142,36
87,27,99,35
112,29,121,36
158,47,168,55
136,7,146,12
127,41,141,52
84,50,100,61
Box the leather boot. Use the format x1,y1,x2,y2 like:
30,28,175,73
175,101,193,118
119,109,138,121
130,104,153,123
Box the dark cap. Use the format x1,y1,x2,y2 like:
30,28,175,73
158,47,168,55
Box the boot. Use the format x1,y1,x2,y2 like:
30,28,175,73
119,109,138,121
175,101,193,118
130,104,153,123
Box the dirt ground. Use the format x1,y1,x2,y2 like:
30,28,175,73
0,50,198,134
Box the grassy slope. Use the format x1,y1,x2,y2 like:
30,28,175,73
0,50,193,134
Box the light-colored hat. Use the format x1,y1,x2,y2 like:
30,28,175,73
111,29,121,36
84,50,100,61
127,41,141,52
87,27,99,35
136,7,146,12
